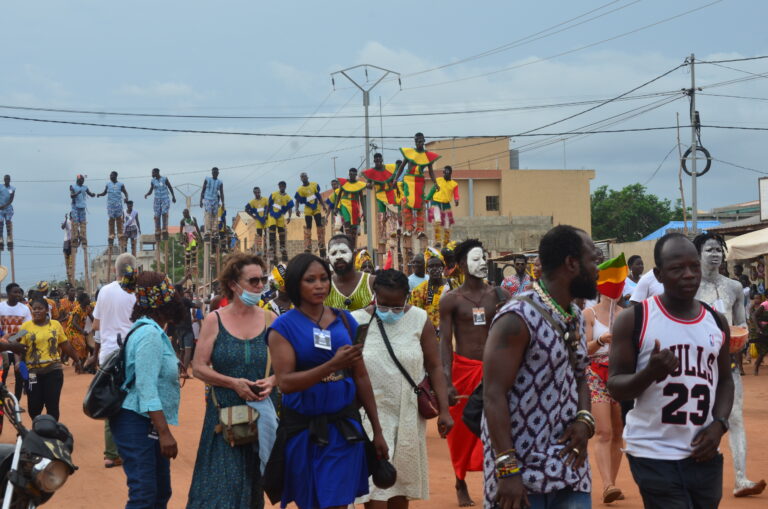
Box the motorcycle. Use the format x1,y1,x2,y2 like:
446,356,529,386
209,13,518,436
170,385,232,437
0,383,77,508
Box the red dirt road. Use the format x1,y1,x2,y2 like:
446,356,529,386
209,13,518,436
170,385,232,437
7,369,767,508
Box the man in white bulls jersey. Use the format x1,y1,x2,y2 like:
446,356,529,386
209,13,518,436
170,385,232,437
609,233,734,509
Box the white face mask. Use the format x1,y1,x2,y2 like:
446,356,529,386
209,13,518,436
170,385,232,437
701,239,723,269
466,247,488,278
328,243,353,265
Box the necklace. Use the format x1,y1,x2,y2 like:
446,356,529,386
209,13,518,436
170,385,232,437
534,280,576,322
456,286,488,307
299,306,326,329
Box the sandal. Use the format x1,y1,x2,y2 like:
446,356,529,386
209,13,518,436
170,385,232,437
602,485,622,504
104,458,123,468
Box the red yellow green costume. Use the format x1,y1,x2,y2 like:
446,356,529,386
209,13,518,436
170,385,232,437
362,164,398,212
336,180,366,225
399,147,440,210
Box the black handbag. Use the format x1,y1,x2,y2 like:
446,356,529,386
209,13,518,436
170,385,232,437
83,323,146,420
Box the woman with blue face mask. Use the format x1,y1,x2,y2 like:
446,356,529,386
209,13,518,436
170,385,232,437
188,252,277,509
351,269,454,509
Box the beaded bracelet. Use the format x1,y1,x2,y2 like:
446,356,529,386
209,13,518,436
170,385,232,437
494,448,517,466
495,460,521,479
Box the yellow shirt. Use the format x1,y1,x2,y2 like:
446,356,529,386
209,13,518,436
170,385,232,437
19,319,68,370
295,183,323,216
267,191,294,228
431,177,459,204
245,197,269,228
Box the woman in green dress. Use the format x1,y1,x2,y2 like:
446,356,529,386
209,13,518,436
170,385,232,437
188,253,277,509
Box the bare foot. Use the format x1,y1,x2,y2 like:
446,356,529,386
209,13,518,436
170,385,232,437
455,478,475,507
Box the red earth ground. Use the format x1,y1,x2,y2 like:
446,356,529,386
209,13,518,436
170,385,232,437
8,368,766,508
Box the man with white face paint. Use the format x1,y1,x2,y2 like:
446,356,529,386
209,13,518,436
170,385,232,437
694,233,766,498
324,234,375,311
439,238,510,507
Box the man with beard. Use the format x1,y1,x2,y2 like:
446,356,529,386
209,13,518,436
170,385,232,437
483,225,597,509
693,232,765,498
324,234,375,311
439,239,510,507
609,233,735,508
294,172,328,257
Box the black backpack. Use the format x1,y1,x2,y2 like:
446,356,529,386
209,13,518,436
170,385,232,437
83,323,147,420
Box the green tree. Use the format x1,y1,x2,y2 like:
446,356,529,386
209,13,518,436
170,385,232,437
591,184,673,242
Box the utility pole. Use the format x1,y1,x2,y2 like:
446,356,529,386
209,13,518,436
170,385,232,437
331,156,338,179
331,64,400,257
689,53,698,233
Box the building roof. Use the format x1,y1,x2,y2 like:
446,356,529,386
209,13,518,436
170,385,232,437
708,214,768,235
640,220,722,241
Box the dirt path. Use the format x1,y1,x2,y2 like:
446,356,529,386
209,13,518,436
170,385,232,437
8,369,766,508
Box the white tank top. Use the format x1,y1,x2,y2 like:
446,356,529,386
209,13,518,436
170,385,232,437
623,296,724,460
586,307,610,357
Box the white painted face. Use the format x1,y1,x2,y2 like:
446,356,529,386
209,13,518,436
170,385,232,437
328,242,353,266
466,247,487,278
701,238,723,269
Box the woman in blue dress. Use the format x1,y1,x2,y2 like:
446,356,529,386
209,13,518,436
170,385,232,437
267,252,388,509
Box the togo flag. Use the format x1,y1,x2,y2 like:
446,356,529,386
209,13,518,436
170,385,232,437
597,253,628,300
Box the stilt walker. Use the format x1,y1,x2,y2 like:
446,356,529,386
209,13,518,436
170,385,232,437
0,175,16,281
200,167,224,282
123,201,140,258
267,181,293,266
96,171,129,279
69,175,95,292
335,168,366,249
145,167,176,271
362,153,398,266
325,179,344,236
245,186,268,256
294,173,328,257
394,132,440,261
180,209,201,280
61,213,74,286
426,165,459,247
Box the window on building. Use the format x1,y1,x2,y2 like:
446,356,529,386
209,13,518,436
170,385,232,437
486,195,499,211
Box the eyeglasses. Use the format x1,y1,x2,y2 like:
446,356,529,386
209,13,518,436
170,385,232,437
241,276,269,287
375,296,409,314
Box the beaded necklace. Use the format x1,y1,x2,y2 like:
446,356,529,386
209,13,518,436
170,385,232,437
532,280,581,352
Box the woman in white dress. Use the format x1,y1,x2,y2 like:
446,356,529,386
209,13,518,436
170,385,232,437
352,269,453,509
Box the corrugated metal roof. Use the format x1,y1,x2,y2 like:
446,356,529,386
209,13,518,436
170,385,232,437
641,220,722,241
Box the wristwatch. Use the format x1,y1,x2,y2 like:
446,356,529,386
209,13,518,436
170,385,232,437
713,417,729,433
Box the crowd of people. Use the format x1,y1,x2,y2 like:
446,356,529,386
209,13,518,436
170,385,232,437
2,165,768,508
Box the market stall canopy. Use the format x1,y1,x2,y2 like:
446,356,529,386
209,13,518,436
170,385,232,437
726,226,768,260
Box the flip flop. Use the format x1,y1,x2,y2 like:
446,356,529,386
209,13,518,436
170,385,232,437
603,485,622,504
104,458,123,468
734,479,767,497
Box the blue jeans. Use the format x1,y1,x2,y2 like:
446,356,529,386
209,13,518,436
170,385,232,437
110,409,172,509
627,453,722,509
527,489,592,509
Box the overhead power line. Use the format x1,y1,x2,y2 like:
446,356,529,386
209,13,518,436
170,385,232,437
696,55,768,65
402,0,723,90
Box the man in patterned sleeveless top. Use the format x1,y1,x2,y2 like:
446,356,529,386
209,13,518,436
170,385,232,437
483,225,598,509
609,233,734,508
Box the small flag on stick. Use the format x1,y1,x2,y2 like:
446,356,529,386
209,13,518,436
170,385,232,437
597,253,628,300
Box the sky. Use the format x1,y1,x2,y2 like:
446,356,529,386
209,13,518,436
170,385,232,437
1,0,767,288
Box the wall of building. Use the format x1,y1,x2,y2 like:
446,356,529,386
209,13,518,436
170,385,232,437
609,239,655,272
426,137,510,170
499,170,595,234
450,215,553,253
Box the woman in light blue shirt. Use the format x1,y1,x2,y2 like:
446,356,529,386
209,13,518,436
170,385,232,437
110,269,186,509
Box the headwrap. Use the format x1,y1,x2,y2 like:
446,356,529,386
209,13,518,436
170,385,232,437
271,263,287,292
36,281,50,292
424,246,445,268
443,240,458,253
119,265,176,309
354,249,373,271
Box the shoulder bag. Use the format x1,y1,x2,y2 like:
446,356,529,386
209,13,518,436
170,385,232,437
83,322,147,420
212,308,274,447
375,314,439,420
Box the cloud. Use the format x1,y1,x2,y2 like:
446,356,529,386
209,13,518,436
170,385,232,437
116,82,204,100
